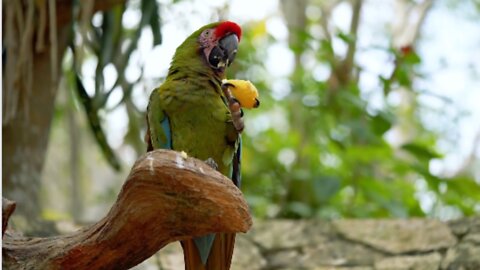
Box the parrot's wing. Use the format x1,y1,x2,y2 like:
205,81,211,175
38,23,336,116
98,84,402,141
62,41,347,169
147,89,172,150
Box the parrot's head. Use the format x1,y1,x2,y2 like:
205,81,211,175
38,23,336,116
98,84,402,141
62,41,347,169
170,21,242,76
198,21,242,72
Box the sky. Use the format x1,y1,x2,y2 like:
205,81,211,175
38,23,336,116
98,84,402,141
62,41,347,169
97,0,480,183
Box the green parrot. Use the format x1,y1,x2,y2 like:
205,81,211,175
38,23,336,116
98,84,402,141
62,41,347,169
145,21,243,270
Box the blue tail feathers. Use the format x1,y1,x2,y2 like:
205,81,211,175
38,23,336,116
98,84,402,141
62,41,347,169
194,233,216,265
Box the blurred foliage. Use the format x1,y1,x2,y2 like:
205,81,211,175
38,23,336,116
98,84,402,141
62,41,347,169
67,0,162,170
228,1,480,219
60,0,480,220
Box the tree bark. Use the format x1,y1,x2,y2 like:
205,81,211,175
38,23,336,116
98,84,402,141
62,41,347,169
2,28,70,233
3,149,252,270
2,0,125,234
2,198,16,237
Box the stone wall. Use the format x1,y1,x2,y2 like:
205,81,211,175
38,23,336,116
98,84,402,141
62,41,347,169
150,217,480,270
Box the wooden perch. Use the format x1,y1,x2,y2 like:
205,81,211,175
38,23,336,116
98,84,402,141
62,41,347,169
2,198,16,237
2,149,252,269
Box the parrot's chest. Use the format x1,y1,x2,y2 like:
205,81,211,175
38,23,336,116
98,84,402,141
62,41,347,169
166,91,237,173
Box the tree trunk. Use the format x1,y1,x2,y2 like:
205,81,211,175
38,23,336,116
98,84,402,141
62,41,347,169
2,0,125,234
67,91,84,223
2,24,70,233
3,149,252,269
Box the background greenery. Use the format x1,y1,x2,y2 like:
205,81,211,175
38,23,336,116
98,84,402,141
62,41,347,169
4,0,480,233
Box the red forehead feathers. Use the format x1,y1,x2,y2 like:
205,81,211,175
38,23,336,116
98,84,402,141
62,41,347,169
214,21,242,41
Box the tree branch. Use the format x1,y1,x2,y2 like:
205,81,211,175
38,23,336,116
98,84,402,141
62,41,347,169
2,198,16,237
392,0,433,47
343,0,363,75
2,149,252,269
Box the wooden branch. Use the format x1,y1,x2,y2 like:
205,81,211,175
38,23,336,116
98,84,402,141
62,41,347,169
343,0,363,75
2,198,16,237
325,0,363,93
392,0,433,47
2,150,252,269
56,0,126,26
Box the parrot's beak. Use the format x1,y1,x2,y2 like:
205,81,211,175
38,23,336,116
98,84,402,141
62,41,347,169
253,98,260,108
219,34,239,67
208,34,239,71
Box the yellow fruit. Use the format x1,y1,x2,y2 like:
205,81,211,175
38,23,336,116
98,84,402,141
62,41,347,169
222,79,260,109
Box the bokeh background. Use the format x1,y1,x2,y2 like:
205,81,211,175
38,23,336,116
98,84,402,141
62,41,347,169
3,0,480,240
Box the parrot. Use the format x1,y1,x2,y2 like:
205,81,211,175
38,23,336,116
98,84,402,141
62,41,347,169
145,21,243,270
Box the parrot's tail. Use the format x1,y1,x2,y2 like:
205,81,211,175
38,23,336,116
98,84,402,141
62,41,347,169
181,233,236,270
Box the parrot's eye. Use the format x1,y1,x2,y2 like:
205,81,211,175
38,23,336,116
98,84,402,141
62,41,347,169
203,29,211,37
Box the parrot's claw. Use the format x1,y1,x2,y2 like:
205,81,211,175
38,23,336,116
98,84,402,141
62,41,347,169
221,80,235,89
232,98,244,117
229,99,244,132
204,158,219,171
221,83,244,133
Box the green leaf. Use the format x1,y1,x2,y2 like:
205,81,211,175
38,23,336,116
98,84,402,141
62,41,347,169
446,176,480,200
395,64,412,87
401,142,442,160
313,176,341,203
380,75,392,96
404,51,421,65
370,113,393,136
336,31,355,44
149,1,162,46
410,164,443,192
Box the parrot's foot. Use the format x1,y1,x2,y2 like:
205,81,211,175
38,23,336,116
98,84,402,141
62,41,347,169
229,101,245,133
222,82,245,133
204,158,219,171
